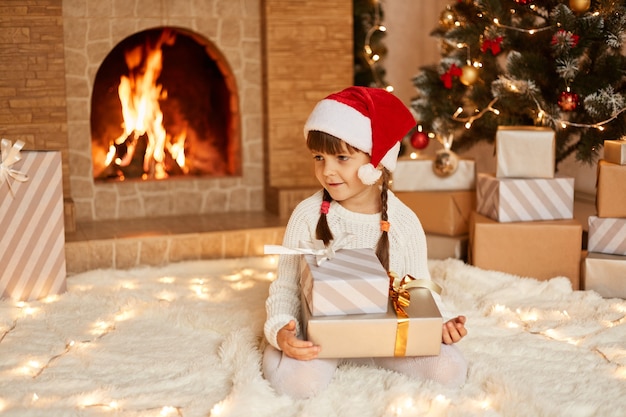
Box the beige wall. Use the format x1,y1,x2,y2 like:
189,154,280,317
384,0,449,107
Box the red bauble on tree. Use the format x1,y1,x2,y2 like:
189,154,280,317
410,129,430,149
558,90,579,111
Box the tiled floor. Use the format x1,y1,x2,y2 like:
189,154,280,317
64,211,287,275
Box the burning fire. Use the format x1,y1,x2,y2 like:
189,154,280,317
104,30,187,180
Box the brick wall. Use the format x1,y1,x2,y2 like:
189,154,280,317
0,0,71,211
262,0,353,216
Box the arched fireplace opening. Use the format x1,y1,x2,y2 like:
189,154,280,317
90,27,240,182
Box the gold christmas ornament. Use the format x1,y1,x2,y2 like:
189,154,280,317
460,65,479,86
433,149,459,177
439,8,457,28
432,133,458,177
569,0,591,13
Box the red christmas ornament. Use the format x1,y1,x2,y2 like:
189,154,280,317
514,0,531,4
440,64,463,89
558,90,579,111
410,130,430,150
481,36,503,55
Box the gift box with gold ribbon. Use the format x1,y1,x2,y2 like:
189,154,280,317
0,139,67,301
302,275,443,358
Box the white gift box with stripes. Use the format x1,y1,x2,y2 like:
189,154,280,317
0,147,67,301
476,173,574,223
588,216,626,256
300,248,389,316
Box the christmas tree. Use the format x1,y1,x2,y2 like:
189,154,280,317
411,0,626,168
354,0,390,89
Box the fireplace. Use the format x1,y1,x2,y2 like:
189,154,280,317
58,1,268,222
91,27,240,182
1,0,352,227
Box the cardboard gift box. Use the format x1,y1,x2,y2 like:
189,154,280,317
587,216,626,256
596,160,626,217
395,190,475,236
303,288,442,358
425,233,468,261
603,139,626,165
476,173,574,223
469,212,582,289
300,248,389,316
496,126,555,178
1,144,67,301
392,157,476,191
583,252,626,299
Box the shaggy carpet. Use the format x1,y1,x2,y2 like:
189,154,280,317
0,257,625,417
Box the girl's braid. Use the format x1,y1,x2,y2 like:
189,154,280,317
376,168,391,271
315,188,334,245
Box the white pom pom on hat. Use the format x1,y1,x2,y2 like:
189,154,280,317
303,86,416,185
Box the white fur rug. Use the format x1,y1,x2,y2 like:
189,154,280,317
1,257,625,417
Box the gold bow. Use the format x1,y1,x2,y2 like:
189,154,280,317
1,139,29,197
388,272,442,357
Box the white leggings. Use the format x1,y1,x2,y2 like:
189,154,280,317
262,344,467,399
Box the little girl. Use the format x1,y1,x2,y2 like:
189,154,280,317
263,86,468,399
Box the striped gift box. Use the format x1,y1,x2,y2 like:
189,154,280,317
0,150,67,301
300,248,389,316
588,216,626,256
476,173,574,223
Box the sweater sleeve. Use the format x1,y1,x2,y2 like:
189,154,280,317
263,192,321,350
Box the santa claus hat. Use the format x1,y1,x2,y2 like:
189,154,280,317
303,86,415,184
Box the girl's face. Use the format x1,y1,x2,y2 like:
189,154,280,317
311,142,380,214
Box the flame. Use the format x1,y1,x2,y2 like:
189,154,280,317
109,29,187,180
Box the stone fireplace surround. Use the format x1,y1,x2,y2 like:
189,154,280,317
2,1,352,274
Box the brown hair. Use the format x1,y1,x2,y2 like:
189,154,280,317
307,130,391,271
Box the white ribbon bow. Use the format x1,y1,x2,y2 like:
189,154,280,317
1,139,29,197
264,233,354,266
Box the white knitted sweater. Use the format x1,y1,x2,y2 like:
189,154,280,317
263,189,452,350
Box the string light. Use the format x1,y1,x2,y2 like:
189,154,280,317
450,86,626,133
452,98,500,128
362,0,393,91
492,17,555,34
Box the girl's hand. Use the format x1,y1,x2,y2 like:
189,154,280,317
442,315,467,344
276,320,321,360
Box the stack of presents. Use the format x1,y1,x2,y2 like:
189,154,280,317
393,126,583,291
266,244,444,357
300,248,444,357
583,139,626,298
0,139,68,302
392,149,476,261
